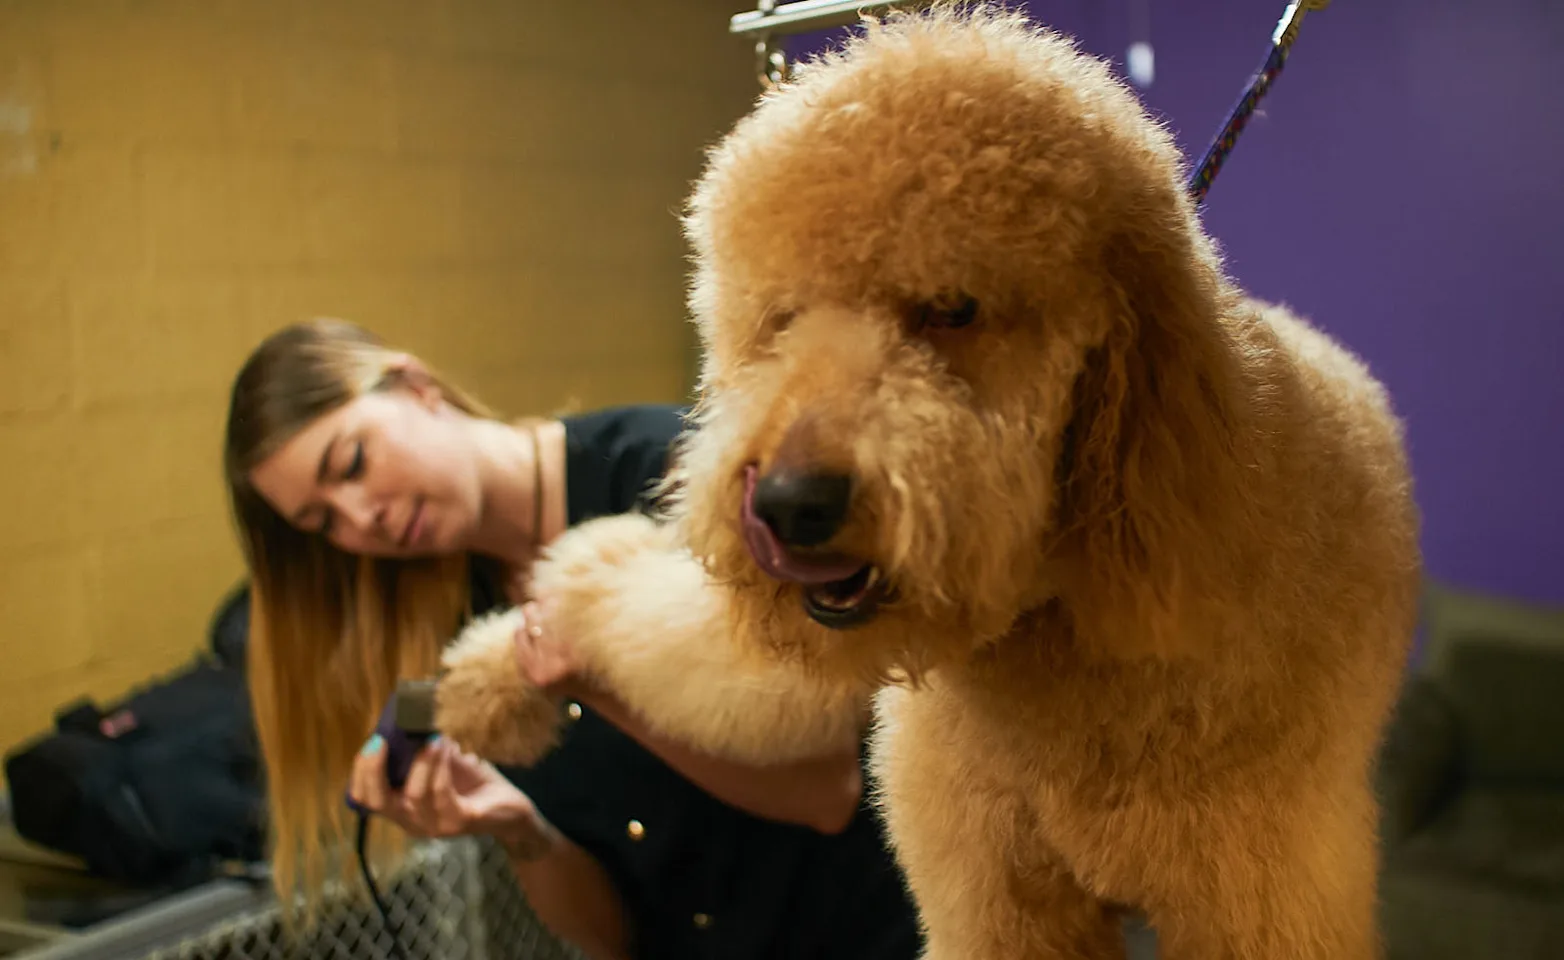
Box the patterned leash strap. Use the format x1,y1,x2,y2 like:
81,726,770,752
1186,0,1330,203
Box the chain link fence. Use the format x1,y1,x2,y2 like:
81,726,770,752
19,837,585,960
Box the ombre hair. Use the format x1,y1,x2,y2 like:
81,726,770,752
224,318,494,908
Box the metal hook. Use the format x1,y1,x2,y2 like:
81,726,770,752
1272,0,1330,47
753,0,789,89
732,1,933,89
756,35,790,89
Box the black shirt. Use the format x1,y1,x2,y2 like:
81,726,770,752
473,404,922,960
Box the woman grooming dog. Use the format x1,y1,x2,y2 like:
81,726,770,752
223,317,921,960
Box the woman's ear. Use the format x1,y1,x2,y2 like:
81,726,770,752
385,354,445,410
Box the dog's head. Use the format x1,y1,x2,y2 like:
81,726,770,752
671,4,1244,680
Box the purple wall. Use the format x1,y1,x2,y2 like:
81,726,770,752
790,0,1564,606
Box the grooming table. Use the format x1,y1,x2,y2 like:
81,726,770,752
0,830,581,960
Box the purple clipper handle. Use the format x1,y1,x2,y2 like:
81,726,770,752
346,679,440,814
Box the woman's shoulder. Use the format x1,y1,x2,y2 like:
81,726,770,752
560,403,689,454
560,403,692,523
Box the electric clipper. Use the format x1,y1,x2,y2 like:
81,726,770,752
345,678,439,812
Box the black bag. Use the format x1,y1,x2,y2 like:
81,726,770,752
3,584,268,887
207,581,251,672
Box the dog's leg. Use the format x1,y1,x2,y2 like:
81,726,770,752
1145,781,1383,960
871,686,1127,960
527,512,869,765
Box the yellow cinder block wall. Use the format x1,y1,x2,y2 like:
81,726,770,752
0,0,758,758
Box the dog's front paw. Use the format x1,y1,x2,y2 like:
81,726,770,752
434,608,562,767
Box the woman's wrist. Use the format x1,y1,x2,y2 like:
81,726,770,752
493,802,563,863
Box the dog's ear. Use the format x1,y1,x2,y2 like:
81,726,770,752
1055,216,1245,659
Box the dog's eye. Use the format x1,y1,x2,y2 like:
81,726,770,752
914,292,980,330
752,307,796,354
764,307,796,333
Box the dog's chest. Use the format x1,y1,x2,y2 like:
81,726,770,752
873,631,1214,820
871,667,1208,908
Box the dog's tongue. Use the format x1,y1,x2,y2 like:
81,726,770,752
742,466,864,585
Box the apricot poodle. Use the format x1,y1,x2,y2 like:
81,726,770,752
438,6,1422,958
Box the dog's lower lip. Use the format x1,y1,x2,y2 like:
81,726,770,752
803,565,890,630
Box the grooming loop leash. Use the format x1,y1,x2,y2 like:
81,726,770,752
1186,0,1330,202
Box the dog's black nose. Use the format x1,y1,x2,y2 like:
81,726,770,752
752,470,853,548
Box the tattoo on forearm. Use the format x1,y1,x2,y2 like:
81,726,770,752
498,813,562,863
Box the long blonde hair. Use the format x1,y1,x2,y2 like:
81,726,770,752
223,318,496,908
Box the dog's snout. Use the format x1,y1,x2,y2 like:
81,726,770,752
752,470,853,548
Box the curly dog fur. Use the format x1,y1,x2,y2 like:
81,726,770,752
438,5,1421,958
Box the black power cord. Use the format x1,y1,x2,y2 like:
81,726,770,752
347,679,440,960
356,810,412,960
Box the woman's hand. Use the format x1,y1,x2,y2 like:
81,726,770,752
351,725,632,960
348,734,554,858
512,599,584,698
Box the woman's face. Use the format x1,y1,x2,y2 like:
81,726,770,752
248,382,484,558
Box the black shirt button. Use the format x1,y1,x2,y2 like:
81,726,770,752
693,912,713,930
626,819,646,841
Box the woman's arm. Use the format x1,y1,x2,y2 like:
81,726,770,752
496,810,633,960
579,684,867,834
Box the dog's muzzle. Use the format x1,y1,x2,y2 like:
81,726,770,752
741,464,892,629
